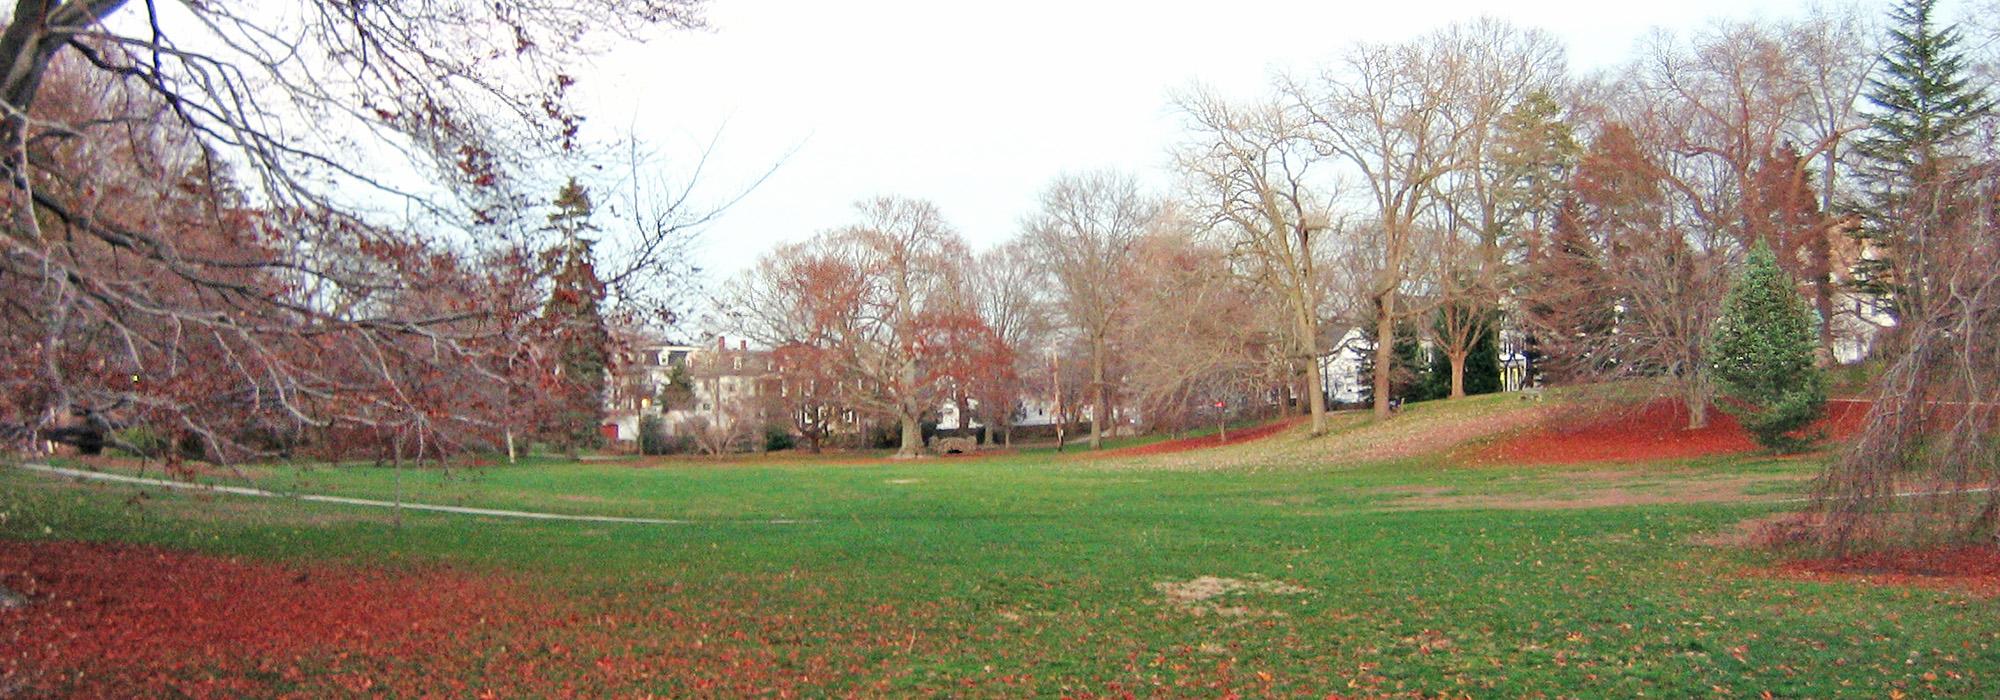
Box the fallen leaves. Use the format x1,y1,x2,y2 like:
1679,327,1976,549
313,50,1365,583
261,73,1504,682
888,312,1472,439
0,539,514,698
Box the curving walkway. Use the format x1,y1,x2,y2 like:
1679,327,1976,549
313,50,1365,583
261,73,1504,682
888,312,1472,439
13,463,816,526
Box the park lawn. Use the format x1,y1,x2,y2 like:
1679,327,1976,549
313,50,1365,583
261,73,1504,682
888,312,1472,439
4,439,1996,696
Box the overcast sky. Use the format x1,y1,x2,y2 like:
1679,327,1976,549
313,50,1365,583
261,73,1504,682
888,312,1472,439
571,0,1856,288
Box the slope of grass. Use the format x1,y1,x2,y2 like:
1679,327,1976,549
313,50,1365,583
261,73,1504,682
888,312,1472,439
5,432,1994,696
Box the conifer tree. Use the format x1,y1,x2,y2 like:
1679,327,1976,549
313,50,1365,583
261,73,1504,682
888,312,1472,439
539,178,613,457
1850,0,1994,325
1710,242,1826,452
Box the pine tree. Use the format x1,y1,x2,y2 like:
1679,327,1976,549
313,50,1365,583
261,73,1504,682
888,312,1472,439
1460,308,1502,397
1850,0,1994,325
1710,242,1826,452
539,178,612,457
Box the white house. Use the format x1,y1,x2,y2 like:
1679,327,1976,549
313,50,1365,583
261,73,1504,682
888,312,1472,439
1318,327,1371,405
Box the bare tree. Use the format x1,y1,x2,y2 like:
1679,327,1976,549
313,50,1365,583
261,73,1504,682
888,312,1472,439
1022,171,1155,448
1629,17,1882,362
1283,26,1483,418
729,197,969,458
0,1,708,461
1172,88,1338,436
1792,7,1880,357
1424,20,1568,398
1119,216,1274,435
966,239,1049,445
1813,163,2000,548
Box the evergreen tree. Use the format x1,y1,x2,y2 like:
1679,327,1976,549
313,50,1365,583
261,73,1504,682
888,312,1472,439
1521,198,1617,384
539,178,612,457
1710,242,1826,452
1394,328,1447,404
1353,299,1436,407
1491,90,1581,246
1849,0,1994,325
1456,306,1502,397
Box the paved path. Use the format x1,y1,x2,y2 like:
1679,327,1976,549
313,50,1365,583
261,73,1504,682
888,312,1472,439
13,463,815,526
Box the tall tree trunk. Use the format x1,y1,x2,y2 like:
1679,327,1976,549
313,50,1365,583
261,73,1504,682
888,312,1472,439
1294,305,1329,436
1090,335,1106,450
1372,293,1396,418
1685,379,1709,430
897,410,923,459
1448,351,1468,399
1814,276,1837,365
1302,353,1329,435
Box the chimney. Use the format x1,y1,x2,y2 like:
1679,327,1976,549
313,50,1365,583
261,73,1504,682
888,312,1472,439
739,340,747,351
716,336,726,352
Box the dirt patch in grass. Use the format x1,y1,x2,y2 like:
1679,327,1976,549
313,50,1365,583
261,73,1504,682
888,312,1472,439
1152,576,1312,618
1469,398,1870,466
1755,545,2000,598
1394,472,1804,511
0,540,516,697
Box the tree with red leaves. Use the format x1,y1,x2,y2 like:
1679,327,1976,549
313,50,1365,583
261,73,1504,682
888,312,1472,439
764,343,844,453
916,310,1016,447
1528,121,1734,429
730,197,974,458
0,1,706,462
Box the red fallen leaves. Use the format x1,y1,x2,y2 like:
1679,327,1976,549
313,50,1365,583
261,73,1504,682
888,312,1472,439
0,540,514,698
1473,398,1871,465
1759,545,2000,598
1085,417,1308,459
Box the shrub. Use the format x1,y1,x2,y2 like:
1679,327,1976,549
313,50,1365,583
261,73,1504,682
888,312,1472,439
763,424,796,452
638,415,670,456
1709,241,1826,452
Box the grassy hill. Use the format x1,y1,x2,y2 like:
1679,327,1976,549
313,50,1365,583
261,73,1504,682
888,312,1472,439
3,393,1992,697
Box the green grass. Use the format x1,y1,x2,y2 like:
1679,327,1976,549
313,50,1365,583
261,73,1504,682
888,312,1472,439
5,439,1996,696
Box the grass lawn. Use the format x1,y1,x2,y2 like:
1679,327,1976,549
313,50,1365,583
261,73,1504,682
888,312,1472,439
3,402,1995,697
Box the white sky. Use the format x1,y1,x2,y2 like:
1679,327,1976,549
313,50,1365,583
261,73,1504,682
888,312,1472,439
572,0,1860,286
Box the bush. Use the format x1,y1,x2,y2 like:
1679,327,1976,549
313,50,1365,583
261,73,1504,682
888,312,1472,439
867,424,900,449
638,415,670,456
763,424,796,452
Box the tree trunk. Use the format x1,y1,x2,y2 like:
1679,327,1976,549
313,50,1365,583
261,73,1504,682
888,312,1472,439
1372,294,1396,418
1814,276,1837,365
1302,355,1328,435
955,393,971,441
1448,351,1468,399
1685,377,1709,429
1090,335,1106,450
504,428,517,465
895,409,924,459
